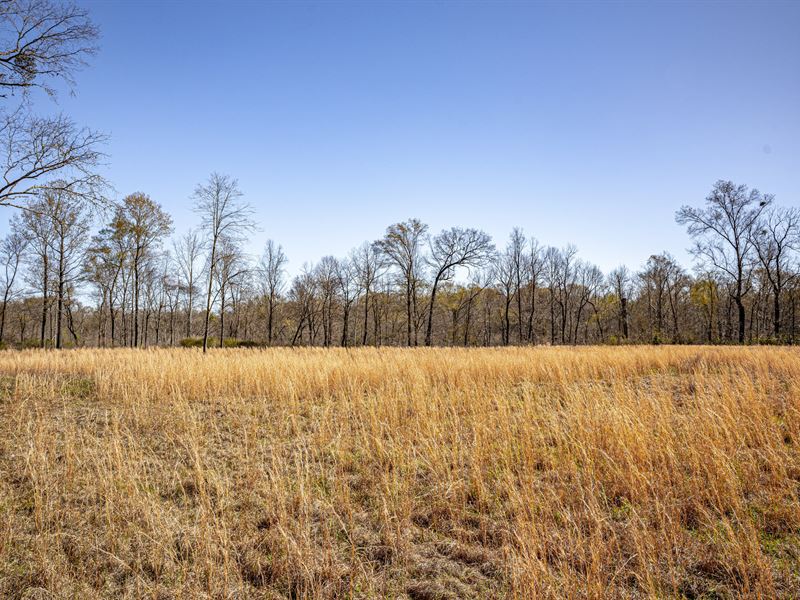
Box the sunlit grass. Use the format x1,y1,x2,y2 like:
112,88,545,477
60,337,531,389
0,346,798,598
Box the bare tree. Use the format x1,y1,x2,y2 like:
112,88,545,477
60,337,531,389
353,241,381,346
118,193,172,347
85,212,129,346
574,261,604,343
608,265,631,340
335,256,358,347
0,110,107,209
373,219,428,347
174,228,202,338
259,239,287,346
543,247,560,345
424,228,494,346
289,263,319,347
547,245,579,344
676,180,771,343
0,216,27,342
21,191,55,347
46,186,89,348
315,255,339,348
638,253,684,343
525,237,543,343
0,0,99,98
751,206,800,338
462,267,492,346
507,228,526,343
193,173,253,353
495,244,515,346
0,1,106,209
213,238,248,348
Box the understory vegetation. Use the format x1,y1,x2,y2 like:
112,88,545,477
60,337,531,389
0,346,798,598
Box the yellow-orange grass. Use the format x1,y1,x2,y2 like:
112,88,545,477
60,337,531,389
0,347,798,599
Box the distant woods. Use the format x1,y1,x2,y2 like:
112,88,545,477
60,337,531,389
0,2,798,349
0,178,798,350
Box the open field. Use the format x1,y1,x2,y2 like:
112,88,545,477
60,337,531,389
0,347,798,599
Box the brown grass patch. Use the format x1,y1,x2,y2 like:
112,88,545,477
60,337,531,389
0,346,798,598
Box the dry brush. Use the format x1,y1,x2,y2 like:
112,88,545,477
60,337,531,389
0,346,798,598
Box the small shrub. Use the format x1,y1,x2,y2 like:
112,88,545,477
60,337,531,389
237,340,261,348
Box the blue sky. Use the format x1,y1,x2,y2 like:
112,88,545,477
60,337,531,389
18,0,800,273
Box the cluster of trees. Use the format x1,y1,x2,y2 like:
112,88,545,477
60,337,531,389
1,178,798,350
1,1,798,350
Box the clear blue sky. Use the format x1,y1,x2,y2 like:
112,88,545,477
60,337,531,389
26,1,800,272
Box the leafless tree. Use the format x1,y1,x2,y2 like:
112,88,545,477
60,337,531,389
353,241,381,346
373,219,428,347
574,261,604,343
315,255,339,348
424,227,493,346
526,237,544,343
45,186,89,348
85,211,129,346
543,247,560,345
335,256,358,347
259,239,287,346
213,238,248,348
289,263,318,347
507,228,526,343
0,110,107,209
608,265,631,340
751,206,800,338
546,245,579,344
461,267,492,346
193,173,253,353
0,1,106,209
0,215,26,342
495,244,515,346
21,191,54,346
174,228,202,338
118,193,172,347
0,0,99,98
676,180,771,343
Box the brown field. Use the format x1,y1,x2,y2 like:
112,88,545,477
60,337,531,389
0,347,798,599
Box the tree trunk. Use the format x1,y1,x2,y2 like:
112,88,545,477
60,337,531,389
464,295,474,347
267,294,274,346
362,288,369,346
0,292,9,344
56,237,64,350
40,255,48,349
526,282,536,344
202,238,217,353
621,297,628,339
341,305,350,347
516,282,523,343
405,282,412,347
186,274,193,338
219,285,226,349
737,297,746,344
133,249,140,348
424,274,443,347
503,295,511,346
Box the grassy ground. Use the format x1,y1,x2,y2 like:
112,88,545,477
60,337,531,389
0,346,798,599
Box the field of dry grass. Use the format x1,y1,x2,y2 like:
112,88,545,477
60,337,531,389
0,346,798,599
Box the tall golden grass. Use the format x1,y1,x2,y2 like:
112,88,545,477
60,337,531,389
0,347,798,598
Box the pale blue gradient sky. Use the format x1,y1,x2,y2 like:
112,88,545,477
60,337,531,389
11,0,800,272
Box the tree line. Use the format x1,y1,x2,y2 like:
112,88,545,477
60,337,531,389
0,177,798,350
